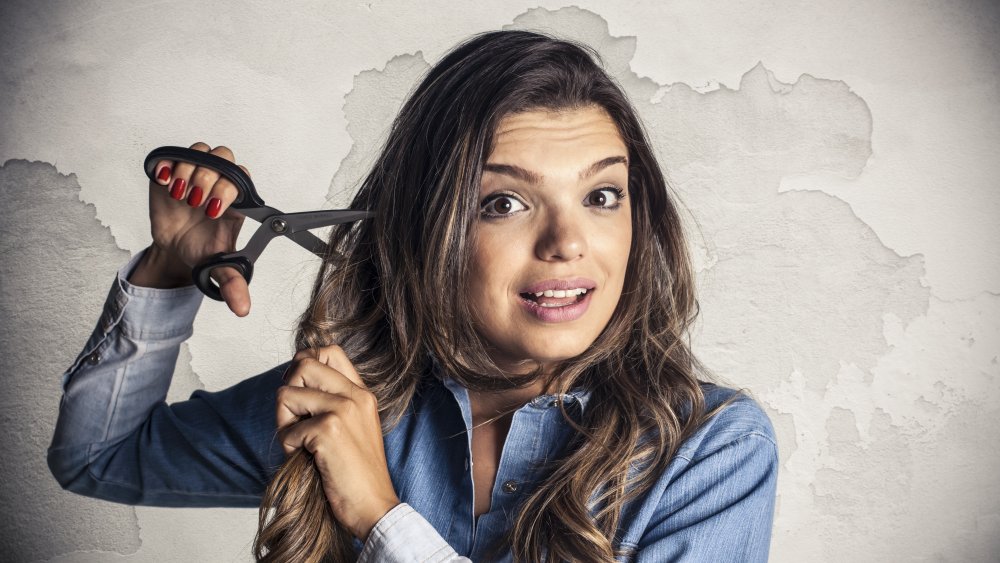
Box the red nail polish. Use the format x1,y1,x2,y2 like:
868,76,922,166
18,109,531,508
187,185,204,207
170,178,186,200
207,197,222,218
157,166,171,183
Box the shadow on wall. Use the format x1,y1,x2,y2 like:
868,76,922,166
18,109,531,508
0,161,141,559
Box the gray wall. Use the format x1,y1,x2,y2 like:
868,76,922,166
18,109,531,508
2,2,998,561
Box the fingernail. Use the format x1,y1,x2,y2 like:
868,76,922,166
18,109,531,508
170,178,186,200
157,166,171,183
206,197,222,218
187,185,204,207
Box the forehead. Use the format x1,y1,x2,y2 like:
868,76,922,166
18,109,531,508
488,106,627,166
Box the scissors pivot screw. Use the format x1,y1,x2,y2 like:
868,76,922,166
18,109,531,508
270,218,288,234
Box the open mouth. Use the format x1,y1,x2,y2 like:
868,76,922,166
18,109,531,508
519,288,590,308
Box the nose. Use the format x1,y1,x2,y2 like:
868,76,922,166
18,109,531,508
534,209,587,262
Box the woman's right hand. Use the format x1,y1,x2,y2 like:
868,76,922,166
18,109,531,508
131,142,252,317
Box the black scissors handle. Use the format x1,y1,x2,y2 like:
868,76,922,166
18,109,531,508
143,146,266,209
191,253,255,302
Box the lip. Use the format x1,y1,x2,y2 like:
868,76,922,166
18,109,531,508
517,286,595,323
519,277,597,295
518,290,593,323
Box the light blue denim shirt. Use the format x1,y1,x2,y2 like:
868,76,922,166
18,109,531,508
48,249,778,562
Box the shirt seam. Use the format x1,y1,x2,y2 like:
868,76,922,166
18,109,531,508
80,445,260,499
674,430,777,463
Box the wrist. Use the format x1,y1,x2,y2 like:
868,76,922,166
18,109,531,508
354,497,401,541
128,245,192,288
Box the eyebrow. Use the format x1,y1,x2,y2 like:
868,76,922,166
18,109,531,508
482,155,628,184
581,156,628,179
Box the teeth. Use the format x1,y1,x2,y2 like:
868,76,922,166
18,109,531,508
531,288,588,298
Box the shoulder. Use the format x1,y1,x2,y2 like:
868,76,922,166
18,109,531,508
619,385,779,559
672,383,777,464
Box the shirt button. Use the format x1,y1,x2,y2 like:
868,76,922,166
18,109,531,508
464,457,469,471
502,480,518,494
85,352,101,365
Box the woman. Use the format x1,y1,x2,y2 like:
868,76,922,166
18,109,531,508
48,31,777,562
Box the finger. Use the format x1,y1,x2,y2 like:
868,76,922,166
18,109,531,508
212,265,251,317
278,413,336,456
165,142,210,202
187,145,235,208
275,385,357,431
314,345,366,390
289,347,364,389
202,146,241,220
284,356,361,397
292,348,316,362
187,164,220,209
277,409,375,457
152,159,175,186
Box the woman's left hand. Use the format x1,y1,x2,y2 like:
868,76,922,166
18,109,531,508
277,345,400,540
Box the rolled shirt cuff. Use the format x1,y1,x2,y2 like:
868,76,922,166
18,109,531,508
358,503,468,562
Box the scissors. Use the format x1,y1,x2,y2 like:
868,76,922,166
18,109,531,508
143,146,373,301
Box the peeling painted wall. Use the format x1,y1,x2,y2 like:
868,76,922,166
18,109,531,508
2,1,998,561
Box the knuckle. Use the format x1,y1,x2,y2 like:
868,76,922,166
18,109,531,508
188,142,211,152
328,345,348,361
357,389,378,410
211,145,235,160
275,385,293,402
192,167,219,186
214,181,240,202
318,413,341,434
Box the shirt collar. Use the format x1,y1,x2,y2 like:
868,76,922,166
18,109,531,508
436,371,592,413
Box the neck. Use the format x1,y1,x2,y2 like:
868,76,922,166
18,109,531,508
467,378,556,422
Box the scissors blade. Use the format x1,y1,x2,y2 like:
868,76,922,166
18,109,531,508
287,229,329,256
241,205,285,223
281,210,371,258
236,207,372,262
280,209,374,232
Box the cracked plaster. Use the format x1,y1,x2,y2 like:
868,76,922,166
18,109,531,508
0,160,142,560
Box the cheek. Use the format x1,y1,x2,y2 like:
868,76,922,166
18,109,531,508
469,232,511,297
606,218,633,277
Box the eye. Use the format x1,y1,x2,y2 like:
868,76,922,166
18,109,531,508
585,186,626,209
480,193,527,218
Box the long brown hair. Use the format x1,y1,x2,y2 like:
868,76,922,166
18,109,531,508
254,30,723,562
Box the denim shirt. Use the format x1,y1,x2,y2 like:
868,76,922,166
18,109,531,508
48,249,778,562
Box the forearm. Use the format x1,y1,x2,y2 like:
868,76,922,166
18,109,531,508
48,247,204,495
126,243,193,289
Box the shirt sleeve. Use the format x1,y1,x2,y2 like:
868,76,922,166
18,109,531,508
47,247,286,507
358,503,472,563
632,402,779,562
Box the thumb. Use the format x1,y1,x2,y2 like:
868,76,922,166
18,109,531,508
213,266,251,317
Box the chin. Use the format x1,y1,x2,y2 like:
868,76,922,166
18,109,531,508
496,339,595,373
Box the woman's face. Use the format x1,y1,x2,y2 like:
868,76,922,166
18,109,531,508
469,105,632,374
